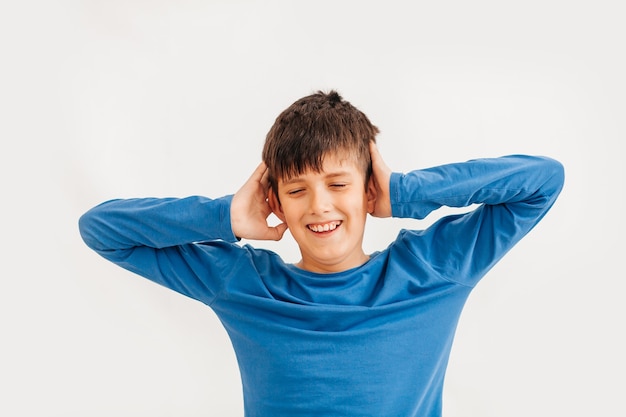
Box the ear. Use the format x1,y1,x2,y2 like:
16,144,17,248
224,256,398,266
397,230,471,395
366,176,377,214
267,188,287,222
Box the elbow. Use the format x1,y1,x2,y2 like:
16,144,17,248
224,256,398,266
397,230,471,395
78,211,95,249
532,156,565,207
78,209,104,252
544,157,565,196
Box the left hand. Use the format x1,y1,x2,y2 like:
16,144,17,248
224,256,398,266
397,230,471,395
369,141,392,218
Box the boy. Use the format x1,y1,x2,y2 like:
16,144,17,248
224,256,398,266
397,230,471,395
79,90,564,416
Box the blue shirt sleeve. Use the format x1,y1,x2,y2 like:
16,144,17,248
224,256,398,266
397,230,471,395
78,195,242,304
389,155,564,287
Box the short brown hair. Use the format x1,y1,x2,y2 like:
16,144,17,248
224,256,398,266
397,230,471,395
262,90,379,193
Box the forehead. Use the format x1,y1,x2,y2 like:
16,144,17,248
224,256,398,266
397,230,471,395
279,153,363,183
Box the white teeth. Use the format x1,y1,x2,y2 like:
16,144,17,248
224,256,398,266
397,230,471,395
309,221,340,232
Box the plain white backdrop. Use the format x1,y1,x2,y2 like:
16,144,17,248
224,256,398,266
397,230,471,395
1,1,624,416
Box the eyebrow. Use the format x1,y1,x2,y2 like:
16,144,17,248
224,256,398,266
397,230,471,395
281,171,353,185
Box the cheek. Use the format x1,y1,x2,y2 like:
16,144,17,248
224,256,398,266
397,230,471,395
280,203,304,224
343,195,368,218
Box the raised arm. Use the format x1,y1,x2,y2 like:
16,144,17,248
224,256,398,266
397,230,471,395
79,195,238,254
390,154,564,220
78,194,243,303
388,153,564,286
79,161,290,303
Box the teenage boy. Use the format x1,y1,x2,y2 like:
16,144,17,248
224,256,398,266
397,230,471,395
79,90,564,417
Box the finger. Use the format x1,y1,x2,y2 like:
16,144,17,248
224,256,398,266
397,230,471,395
369,141,381,162
369,141,391,178
249,162,267,182
268,222,288,241
369,141,385,167
370,142,383,180
260,165,270,188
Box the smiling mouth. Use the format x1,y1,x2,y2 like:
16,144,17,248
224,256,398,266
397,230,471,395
307,221,342,233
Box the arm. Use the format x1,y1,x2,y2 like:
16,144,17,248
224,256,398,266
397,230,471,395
78,195,241,303
79,163,288,303
371,144,564,286
79,195,238,253
390,154,564,221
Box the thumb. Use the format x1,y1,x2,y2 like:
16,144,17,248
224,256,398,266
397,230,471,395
267,222,289,241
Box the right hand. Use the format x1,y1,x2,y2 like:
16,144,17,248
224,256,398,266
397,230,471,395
230,162,288,241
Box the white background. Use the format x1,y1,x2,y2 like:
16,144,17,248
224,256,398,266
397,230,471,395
1,1,624,416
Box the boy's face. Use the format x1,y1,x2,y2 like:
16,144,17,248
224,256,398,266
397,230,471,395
269,153,376,274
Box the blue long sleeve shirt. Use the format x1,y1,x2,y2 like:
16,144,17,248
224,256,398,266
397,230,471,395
79,155,564,416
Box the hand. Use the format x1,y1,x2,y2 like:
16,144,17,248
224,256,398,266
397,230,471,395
230,163,288,241
369,141,392,218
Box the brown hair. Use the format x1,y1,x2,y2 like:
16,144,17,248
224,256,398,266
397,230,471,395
262,90,379,193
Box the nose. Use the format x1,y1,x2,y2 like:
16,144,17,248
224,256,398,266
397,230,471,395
309,187,332,214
